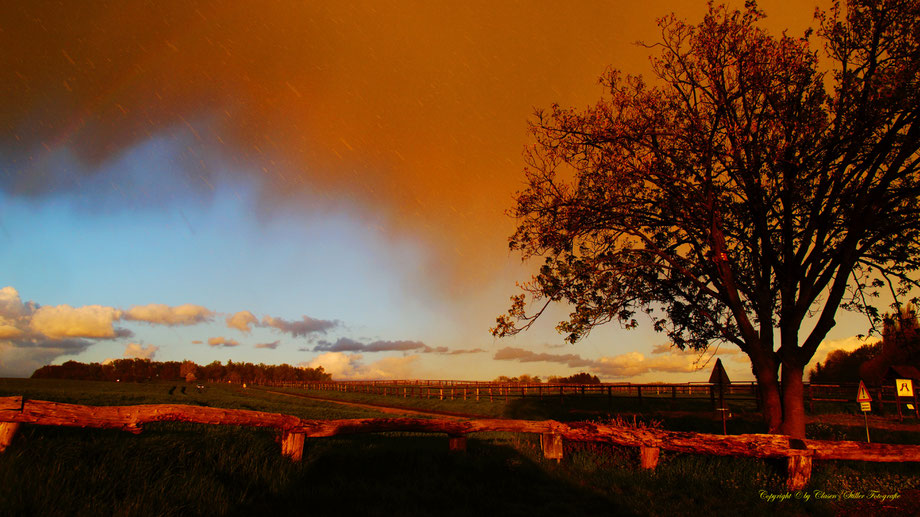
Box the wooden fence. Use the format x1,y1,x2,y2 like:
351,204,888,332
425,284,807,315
262,380,917,415
265,380,758,406
3,395,920,490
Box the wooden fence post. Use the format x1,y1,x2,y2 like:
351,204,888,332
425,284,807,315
281,431,305,462
0,422,20,453
786,452,813,490
808,384,814,414
639,446,659,470
448,434,467,452
540,433,563,461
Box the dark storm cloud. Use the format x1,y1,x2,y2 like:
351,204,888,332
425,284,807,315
313,338,428,353
261,315,340,337
493,346,595,367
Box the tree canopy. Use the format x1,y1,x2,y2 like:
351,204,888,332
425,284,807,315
809,342,881,383
31,359,331,384
859,304,920,382
493,0,920,437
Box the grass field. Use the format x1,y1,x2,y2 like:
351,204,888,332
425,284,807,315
270,385,920,444
2,379,919,516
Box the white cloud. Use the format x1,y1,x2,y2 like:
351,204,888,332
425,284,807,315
594,350,705,378
0,286,34,321
123,343,159,360
0,286,223,376
303,352,419,380
0,325,24,339
207,336,240,347
360,355,419,380
226,310,258,333
29,304,124,339
493,344,707,378
124,303,214,326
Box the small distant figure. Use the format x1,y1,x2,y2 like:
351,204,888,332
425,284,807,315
168,386,176,395
180,386,186,394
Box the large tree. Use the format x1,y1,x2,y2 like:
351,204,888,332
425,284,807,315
492,0,920,438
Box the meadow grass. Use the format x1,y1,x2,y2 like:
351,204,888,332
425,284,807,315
272,385,920,444
2,379,919,516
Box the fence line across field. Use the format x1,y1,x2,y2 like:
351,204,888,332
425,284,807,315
256,380,910,412
3,395,919,491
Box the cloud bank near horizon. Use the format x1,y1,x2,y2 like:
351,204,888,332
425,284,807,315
0,286,341,376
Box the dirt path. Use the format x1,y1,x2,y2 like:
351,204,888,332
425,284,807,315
807,412,920,432
255,387,489,420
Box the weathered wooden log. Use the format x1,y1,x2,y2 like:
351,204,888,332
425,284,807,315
281,431,305,461
786,453,813,490
0,396,22,411
448,435,467,452
639,446,659,469
541,433,563,461
0,422,20,452
1,397,301,433
4,396,920,467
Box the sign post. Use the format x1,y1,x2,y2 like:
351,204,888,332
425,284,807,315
857,381,872,442
709,359,731,435
896,379,917,420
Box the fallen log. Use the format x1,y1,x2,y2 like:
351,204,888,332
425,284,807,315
3,396,920,469
1,397,301,433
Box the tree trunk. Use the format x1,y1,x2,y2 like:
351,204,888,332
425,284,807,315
780,363,807,439
753,364,783,434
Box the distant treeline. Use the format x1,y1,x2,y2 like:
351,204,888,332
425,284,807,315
31,358,331,384
493,372,601,384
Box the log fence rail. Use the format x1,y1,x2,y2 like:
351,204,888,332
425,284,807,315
3,395,919,490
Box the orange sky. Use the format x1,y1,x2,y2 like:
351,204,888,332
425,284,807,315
2,0,852,381
2,0,830,290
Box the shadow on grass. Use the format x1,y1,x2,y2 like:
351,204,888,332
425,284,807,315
501,395,771,435
0,424,633,517
234,434,632,517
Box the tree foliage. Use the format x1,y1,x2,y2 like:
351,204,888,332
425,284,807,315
494,374,543,384
859,304,920,382
493,0,920,437
547,372,601,385
30,359,331,384
809,342,881,383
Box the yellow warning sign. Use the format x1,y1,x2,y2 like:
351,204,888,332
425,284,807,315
860,401,872,412
896,379,914,397
857,381,872,402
